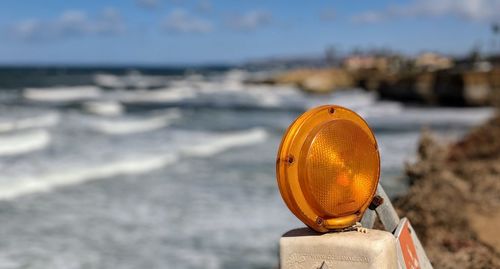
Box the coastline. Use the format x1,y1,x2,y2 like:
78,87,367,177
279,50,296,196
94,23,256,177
250,66,500,107
0,67,497,268
394,111,500,268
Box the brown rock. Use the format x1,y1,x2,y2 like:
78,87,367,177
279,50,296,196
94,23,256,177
272,68,354,93
467,209,500,254
395,113,500,268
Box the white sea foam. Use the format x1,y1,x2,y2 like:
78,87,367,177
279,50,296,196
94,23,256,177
89,109,181,135
93,74,124,88
355,101,403,118
0,126,268,200
119,87,197,103
0,112,60,133
82,101,124,116
0,129,51,156
365,107,494,130
181,128,268,157
0,154,178,200
23,86,101,102
94,73,166,89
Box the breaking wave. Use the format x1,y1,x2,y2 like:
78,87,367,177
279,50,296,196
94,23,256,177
82,101,124,116
0,126,268,200
181,128,268,157
94,73,166,89
0,112,60,133
23,86,101,102
364,107,494,131
0,154,178,200
89,109,181,135
0,129,51,156
118,87,197,104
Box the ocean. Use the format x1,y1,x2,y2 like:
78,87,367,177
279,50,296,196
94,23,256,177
0,67,493,268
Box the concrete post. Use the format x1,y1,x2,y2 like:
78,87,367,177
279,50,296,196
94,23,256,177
280,228,399,269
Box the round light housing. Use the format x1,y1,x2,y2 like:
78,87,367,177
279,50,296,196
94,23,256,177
276,105,380,232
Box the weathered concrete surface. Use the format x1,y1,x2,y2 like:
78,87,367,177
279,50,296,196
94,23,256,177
280,228,398,269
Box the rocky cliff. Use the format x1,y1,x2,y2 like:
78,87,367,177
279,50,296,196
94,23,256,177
395,113,500,268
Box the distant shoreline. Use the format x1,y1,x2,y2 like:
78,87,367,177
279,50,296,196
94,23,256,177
247,66,500,107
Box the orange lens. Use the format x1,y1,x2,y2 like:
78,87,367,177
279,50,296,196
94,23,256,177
277,105,380,232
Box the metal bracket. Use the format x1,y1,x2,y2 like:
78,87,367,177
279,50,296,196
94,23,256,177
361,184,433,269
361,184,400,232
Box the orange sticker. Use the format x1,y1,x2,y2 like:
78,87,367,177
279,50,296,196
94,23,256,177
398,220,420,269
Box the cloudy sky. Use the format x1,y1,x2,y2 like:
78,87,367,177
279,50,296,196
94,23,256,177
0,0,498,65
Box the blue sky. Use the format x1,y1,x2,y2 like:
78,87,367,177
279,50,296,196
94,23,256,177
0,0,498,65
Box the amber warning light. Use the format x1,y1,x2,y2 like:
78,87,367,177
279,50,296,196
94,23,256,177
276,105,380,232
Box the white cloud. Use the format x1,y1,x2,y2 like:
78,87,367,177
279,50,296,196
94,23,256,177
227,10,272,31
162,9,213,33
136,0,160,9
9,8,125,41
352,0,500,23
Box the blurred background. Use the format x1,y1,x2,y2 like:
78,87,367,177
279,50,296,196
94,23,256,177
0,1,499,268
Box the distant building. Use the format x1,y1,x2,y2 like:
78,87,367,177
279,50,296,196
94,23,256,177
343,55,386,71
342,54,404,72
415,52,453,71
